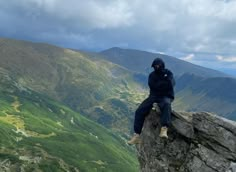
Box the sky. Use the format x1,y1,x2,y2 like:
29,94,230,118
0,0,236,76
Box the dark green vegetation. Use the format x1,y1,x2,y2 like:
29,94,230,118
0,75,138,171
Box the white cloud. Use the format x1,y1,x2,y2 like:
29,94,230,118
181,54,195,61
217,55,236,62
0,0,236,55
1,0,236,75
21,0,135,29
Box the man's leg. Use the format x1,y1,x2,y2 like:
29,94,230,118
134,97,154,134
159,97,172,127
128,97,154,144
158,97,172,138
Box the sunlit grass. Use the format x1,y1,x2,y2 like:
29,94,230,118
0,89,139,171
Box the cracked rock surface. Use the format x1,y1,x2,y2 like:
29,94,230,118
137,110,236,172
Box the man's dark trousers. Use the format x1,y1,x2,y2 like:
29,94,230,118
134,96,172,134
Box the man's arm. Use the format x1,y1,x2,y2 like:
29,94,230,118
165,70,175,87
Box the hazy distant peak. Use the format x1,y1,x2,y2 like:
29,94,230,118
100,47,228,78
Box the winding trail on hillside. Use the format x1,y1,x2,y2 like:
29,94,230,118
11,96,21,112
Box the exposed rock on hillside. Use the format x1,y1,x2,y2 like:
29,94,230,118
137,109,236,172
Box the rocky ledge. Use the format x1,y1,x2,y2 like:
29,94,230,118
137,109,236,172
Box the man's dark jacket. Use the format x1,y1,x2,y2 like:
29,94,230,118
148,58,175,99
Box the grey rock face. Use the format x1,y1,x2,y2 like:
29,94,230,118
137,110,236,172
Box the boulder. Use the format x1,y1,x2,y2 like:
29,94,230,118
137,109,236,172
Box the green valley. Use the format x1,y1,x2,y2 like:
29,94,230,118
0,76,139,171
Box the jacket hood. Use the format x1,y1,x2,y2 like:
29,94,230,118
151,58,165,69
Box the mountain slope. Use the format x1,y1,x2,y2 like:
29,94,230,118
0,38,147,135
173,74,236,120
100,47,227,77
0,72,138,172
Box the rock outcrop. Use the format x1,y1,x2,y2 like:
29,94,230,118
137,109,236,172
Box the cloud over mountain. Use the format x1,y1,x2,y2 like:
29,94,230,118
0,0,236,73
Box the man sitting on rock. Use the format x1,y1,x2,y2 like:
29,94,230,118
128,58,175,144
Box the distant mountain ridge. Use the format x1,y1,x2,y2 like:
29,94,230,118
174,73,236,120
99,47,236,120
100,47,228,78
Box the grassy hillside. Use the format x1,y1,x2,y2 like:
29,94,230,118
0,75,139,172
173,74,236,120
0,38,147,135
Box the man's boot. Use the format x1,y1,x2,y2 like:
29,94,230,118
159,127,168,139
127,133,141,145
